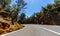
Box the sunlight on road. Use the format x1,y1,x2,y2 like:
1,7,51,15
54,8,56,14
1,24,60,36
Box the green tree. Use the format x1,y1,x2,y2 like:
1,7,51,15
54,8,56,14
54,0,60,4
0,0,11,9
18,13,26,24
11,0,27,24
0,0,27,24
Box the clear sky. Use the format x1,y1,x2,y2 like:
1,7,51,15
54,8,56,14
11,0,54,17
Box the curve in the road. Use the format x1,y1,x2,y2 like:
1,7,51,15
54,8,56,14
40,27,60,36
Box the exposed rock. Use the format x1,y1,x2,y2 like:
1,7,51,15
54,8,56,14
0,10,24,35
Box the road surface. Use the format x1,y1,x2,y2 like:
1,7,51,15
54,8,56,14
1,24,60,36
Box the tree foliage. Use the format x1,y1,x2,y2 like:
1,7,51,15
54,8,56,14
1,0,60,25
18,0,60,25
0,0,27,24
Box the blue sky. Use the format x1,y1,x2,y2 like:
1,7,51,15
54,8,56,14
12,0,54,17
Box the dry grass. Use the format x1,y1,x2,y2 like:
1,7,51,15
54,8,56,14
0,22,24,35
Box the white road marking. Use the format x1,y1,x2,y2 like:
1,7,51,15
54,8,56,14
40,27,60,35
1,25,60,36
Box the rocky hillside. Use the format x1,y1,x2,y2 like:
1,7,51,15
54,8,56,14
0,10,24,35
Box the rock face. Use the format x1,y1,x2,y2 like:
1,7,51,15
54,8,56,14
0,10,24,35
0,12,11,24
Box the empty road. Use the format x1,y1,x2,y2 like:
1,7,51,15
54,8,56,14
2,24,60,36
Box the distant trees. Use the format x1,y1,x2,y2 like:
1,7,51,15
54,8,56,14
18,13,26,24
1,0,60,25
18,0,60,25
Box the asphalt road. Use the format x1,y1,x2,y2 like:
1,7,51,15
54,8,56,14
1,24,60,36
